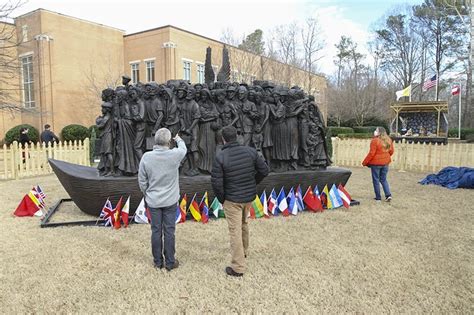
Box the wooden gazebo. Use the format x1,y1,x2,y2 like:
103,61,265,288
390,101,449,143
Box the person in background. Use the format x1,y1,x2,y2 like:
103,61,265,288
362,127,394,202
40,124,59,145
19,127,31,163
211,125,269,277
138,128,186,271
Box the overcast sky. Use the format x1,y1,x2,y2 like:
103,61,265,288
13,0,422,75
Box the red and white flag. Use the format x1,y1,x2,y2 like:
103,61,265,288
121,196,130,227
337,184,352,209
451,85,460,96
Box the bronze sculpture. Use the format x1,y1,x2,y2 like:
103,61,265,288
95,78,330,176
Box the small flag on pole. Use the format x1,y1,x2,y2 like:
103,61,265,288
303,185,323,212
287,187,298,215
179,194,187,223
99,198,115,226
260,191,269,218
296,185,305,211
329,184,343,209
189,193,201,222
121,196,130,227
251,195,264,218
113,197,123,229
337,184,352,208
277,187,289,216
199,192,209,224
134,198,149,224
209,197,223,218
321,185,331,209
268,188,278,216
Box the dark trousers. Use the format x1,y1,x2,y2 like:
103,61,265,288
149,204,176,267
370,165,392,200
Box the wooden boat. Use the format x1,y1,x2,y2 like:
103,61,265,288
49,159,352,217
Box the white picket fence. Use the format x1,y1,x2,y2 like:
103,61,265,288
0,138,90,179
332,138,474,172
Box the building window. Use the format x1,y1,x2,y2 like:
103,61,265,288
131,63,140,84
22,25,28,42
197,64,204,84
183,61,191,81
21,55,35,108
146,60,155,82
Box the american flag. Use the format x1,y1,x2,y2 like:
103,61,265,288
423,74,437,91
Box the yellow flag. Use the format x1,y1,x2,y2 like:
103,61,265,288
396,85,411,100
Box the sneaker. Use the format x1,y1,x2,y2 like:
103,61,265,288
165,259,179,271
154,264,163,269
385,196,392,202
225,266,243,277
374,198,381,202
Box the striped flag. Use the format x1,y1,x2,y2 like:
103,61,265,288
329,184,343,209
287,187,298,215
296,185,305,211
189,193,201,222
422,74,437,91
277,187,289,216
251,195,264,218
175,202,182,224
321,185,330,209
179,194,187,223
338,184,351,208
121,196,130,227
199,192,209,223
260,191,269,218
36,185,46,200
268,188,277,215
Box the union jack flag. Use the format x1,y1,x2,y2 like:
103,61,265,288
36,185,46,200
99,199,115,226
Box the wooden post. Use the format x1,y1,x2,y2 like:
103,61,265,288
331,137,337,166
10,141,18,179
437,108,441,136
84,138,90,166
399,138,407,172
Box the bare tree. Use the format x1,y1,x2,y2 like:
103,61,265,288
301,17,324,92
0,0,27,112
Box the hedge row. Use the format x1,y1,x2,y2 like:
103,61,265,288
4,124,97,144
5,124,40,144
447,128,474,140
327,127,354,136
338,133,373,139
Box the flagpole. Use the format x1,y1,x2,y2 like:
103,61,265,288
435,71,439,101
458,84,462,139
409,84,412,102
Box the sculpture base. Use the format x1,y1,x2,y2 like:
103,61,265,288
49,159,352,217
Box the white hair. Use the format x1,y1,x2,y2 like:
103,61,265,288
154,128,171,146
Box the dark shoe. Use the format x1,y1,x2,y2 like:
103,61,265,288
385,196,392,202
165,259,179,271
374,198,381,202
154,264,163,269
225,266,243,277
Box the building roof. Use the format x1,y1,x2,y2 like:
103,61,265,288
14,8,125,33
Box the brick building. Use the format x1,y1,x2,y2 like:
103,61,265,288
0,8,327,140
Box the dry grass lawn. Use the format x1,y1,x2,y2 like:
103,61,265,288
0,167,473,313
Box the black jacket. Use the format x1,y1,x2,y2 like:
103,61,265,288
211,141,269,204
40,130,59,144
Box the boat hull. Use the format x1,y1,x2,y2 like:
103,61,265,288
49,159,352,216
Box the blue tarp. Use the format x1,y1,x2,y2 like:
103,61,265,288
419,167,474,189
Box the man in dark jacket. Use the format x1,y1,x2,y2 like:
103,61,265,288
40,124,59,145
211,125,269,277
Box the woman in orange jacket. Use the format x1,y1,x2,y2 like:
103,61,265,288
362,127,394,202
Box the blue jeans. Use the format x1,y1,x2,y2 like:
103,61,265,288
369,165,392,200
149,204,176,268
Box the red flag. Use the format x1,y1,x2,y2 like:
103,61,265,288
13,194,41,216
338,184,352,208
303,186,323,212
113,197,123,229
451,85,460,96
